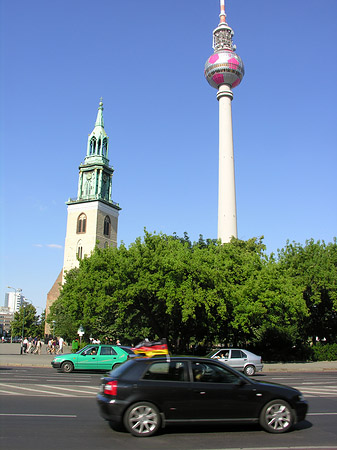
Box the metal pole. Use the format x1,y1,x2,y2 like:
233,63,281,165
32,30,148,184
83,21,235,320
20,304,26,355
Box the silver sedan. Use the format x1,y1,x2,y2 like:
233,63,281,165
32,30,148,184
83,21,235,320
207,348,263,376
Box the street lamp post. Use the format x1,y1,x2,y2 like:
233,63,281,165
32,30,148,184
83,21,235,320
7,286,22,344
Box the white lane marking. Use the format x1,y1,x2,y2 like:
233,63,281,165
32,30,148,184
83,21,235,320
37,384,97,395
0,383,74,397
0,389,21,395
0,413,77,418
214,447,337,450
308,412,337,416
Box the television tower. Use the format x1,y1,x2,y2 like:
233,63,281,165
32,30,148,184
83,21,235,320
204,0,244,242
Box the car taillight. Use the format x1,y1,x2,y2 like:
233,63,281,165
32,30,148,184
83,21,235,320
103,380,118,396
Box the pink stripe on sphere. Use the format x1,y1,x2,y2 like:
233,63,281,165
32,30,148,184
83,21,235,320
209,54,219,64
228,57,239,67
212,73,224,85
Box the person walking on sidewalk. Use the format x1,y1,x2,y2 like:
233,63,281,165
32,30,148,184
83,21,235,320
58,337,64,353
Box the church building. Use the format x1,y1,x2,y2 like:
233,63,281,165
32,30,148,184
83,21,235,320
45,100,120,335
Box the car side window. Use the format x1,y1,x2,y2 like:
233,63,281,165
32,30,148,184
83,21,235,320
143,362,187,381
231,350,242,358
100,347,117,356
192,362,238,384
82,346,99,355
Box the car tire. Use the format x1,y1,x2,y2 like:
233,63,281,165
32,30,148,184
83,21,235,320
61,361,74,373
259,399,294,433
109,420,124,432
112,363,121,370
123,401,161,437
244,364,256,376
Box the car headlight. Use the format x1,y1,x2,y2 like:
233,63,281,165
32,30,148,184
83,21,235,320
297,393,305,402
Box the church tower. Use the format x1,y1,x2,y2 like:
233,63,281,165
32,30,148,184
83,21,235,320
62,100,121,278
45,101,120,334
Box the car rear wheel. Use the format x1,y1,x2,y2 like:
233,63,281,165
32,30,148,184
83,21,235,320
244,364,256,376
123,402,161,437
260,399,294,433
61,361,74,373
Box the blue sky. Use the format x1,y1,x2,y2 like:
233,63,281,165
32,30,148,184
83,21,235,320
1,0,336,311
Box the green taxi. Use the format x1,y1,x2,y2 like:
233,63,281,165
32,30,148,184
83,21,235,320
51,344,130,373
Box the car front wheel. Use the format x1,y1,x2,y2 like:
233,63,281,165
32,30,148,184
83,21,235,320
260,399,294,433
123,402,161,437
244,364,256,376
61,361,74,373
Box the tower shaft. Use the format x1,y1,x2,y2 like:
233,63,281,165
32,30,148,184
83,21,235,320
217,84,237,242
204,1,244,243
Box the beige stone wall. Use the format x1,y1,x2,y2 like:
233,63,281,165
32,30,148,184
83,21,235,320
62,201,119,282
46,201,119,329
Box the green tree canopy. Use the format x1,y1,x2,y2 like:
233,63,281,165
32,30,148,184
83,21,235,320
11,304,44,338
48,231,313,355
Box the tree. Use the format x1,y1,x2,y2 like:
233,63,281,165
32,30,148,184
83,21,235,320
49,231,333,358
278,239,337,344
11,304,42,338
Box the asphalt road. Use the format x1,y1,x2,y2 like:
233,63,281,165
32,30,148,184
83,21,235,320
1,367,337,450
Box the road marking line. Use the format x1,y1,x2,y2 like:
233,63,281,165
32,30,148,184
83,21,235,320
0,383,74,397
0,413,77,418
209,447,337,450
0,389,21,395
307,412,337,416
37,384,96,394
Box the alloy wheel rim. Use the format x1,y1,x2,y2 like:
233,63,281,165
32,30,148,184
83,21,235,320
129,406,158,434
265,404,291,430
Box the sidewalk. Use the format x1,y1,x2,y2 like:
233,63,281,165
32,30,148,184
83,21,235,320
1,343,337,372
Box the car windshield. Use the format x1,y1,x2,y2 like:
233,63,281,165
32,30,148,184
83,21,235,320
206,349,221,358
76,345,90,354
120,346,135,355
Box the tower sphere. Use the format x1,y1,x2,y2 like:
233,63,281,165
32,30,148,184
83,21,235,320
204,51,244,90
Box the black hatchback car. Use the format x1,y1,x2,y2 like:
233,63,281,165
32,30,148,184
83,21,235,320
96,357,308,437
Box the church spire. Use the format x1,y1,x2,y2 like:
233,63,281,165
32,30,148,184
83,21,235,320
86,99,109,161
95,98,104,128
67,100,120,210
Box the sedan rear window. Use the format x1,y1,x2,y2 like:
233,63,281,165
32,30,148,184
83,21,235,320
143,361,187,382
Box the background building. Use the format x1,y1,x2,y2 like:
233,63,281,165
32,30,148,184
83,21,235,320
0,307,14,337
4,291,24,313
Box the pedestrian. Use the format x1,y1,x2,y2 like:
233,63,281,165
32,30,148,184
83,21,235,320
27,337,33,354
72,338,79,353
23,337,28,353
34,337,42,355
58,336,64,353
116,339,121,346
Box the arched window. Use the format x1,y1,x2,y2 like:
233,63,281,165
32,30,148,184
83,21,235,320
77,241,83,259
90,137,97,155
104,215,111,237
98,139,101,155
77,213,87,233
102,138,107,156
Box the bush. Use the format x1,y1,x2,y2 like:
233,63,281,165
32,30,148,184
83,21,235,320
312,343,337,361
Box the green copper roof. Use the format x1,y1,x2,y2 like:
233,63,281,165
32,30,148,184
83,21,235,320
95,99,104,128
